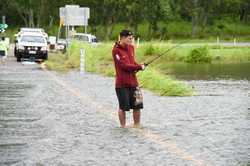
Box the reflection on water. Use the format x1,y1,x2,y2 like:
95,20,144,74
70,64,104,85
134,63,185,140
162,62,250,80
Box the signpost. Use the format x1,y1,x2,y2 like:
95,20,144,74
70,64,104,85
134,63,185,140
59,5,90,55
2,16,6,24
80,48,85,74
0,16,8,33
60,5,89,27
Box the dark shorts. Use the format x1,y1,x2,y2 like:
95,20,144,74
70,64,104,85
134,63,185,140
115,87,143,111
0,50,5,57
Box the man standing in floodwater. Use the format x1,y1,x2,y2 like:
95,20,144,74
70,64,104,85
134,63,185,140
112,30,145,128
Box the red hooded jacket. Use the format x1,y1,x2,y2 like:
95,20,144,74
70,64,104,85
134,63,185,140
112,42,142,88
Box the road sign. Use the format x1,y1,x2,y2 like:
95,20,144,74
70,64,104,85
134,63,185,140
60,5,90,26
59,5,90,53
0,24,8,33
0,24,8,29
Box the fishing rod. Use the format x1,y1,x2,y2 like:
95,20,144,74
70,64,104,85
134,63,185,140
144,40,189,66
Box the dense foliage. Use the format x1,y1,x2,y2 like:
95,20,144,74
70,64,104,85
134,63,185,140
185,46,212,63
1,0,250,40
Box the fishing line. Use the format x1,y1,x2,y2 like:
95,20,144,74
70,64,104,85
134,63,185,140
144,40,189,66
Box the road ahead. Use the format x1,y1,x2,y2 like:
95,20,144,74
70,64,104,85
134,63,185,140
0,53,249,166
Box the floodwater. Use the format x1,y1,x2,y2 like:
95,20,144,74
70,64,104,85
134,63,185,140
0,55,249,166
162,62,250,81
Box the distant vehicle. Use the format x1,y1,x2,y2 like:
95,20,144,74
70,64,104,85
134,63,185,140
15,32,48,62
71,33,98,44
48,36,56,50
14,28,49,59
56,38,67,52
55,33,98,52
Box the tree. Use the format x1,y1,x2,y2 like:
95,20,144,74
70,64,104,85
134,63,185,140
124,0,144,35
143,0,162,38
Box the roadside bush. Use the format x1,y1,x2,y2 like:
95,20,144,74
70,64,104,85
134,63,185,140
142,44,161,56
185,46,212,63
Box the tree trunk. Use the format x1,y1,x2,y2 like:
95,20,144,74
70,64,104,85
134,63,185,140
37,15,41,28
49,16,54,28
147,24,153,40
191,15,198,37
104,16,116,41
200,10,208,35
239,9,245,21
29,9,34,27
21,14,29,27
132,24,138,35
10,1,29,27
191,0,199,38
105,22,114,41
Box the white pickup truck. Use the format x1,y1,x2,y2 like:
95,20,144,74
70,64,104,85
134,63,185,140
15,32,48,62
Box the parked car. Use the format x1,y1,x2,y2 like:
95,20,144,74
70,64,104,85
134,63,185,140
71,33,98,45
15,32,48,62
14,27,48,56
55,33,98,52
48,36,57,50
56,38,67,53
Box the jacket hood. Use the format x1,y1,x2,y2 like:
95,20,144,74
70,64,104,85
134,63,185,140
114,41,129,50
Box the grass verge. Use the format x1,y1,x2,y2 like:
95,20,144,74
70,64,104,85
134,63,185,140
45,41,194,96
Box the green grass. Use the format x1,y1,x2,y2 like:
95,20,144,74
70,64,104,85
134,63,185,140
45,41,194,96
210,47,250,62
138,69,193,96
135,42,250,64
46,53,74,72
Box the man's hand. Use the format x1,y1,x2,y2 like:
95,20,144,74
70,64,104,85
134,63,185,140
141,64,146,70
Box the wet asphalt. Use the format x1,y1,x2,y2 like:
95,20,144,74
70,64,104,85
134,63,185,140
0,53,249,166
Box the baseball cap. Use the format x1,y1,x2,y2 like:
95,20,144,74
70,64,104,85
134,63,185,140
120,30,133,37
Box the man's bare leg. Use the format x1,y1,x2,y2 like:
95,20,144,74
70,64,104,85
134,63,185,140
118,109,126,128
133,109,140,127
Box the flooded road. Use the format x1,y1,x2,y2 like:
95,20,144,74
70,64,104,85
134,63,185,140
0,55,250,166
